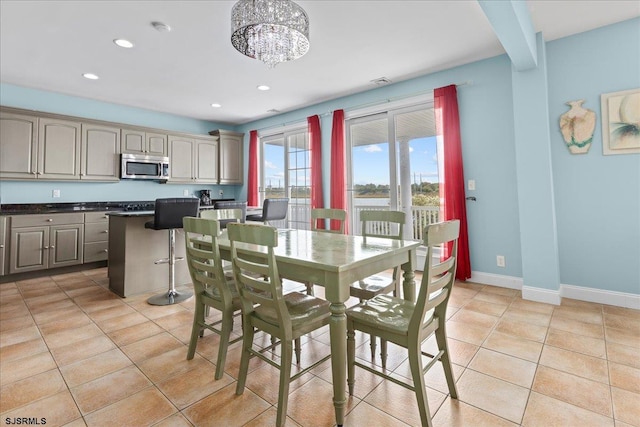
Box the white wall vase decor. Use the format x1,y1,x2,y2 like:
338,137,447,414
601,88,640,155
559,100,596,154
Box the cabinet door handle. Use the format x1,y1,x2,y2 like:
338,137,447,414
103,249,108,253
47,218,53,222
102,230,108,233
43,246,49,249
0,244,4,248
49,245,55,249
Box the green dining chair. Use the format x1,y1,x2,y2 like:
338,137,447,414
200,207,243,229
304,208,347,295
346,220,460,427
183,216,242,380
228,222,331,427
351,209,405,365
200,208,244,278
311,207,346,234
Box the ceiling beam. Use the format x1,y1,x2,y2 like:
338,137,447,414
478,0,538,71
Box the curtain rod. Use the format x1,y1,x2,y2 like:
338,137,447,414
257,80,472,133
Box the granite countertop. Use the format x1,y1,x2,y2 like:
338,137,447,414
0,201,152,216
0,199,231,216
107,211,155,217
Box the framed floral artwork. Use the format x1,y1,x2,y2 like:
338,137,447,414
601,88,640,155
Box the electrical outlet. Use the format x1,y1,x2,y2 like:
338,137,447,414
52,189,61,198
219,189,224,196
468,179,476,191
496,255,506,268
183,189,189,196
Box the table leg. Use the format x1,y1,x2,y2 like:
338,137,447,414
329,302,347,426
402,258,417,302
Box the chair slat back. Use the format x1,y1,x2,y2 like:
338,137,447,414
213,200,247,223
311,208,346,234
360,210,405,240
227,223,290,325
183,217,230,302
410,220,460,338
201,208,243,223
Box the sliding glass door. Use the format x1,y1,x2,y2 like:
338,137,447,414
260,127,310,229
347,105,439,239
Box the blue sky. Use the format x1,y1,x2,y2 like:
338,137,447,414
352,136,439,186
263,136,440,188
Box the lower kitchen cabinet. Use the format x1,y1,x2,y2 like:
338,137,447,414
84,212,109,262
8,213,84,274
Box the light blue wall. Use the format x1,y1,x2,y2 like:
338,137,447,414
546,18,640,293
0,84,241,203
237,54,524,279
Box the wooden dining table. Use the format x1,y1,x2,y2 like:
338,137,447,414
215,228,421,426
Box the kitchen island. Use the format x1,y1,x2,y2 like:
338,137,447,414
106,202,237,298
107,211,192,298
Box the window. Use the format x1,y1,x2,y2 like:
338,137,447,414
347,104,440,240
260,126,310,229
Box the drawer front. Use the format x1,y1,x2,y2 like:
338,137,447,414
11,213,84,227
84,222,109,243
84,241,108,262
85,211,109,223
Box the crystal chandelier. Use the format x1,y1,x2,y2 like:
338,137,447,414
231,0,310,68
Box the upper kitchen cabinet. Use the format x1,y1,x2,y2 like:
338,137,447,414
0,111,38,179
0,113,82,180
168,135,219,183
37,117,82,180
81,123,121,181
121,128,167,156
209,129,244,184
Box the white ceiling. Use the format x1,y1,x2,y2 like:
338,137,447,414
1,1,638,126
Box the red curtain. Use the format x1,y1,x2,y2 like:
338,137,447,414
308,115,324,229
247,130,259,207
434,85,471,280
330,110,348,233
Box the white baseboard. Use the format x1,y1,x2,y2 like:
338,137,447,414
561,284,640,310
467,271,639,309
469,271,523,290
522,285,562,306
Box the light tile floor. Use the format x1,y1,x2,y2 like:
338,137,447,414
1,267,639,426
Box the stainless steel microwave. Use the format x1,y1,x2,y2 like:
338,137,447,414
120,153,169,180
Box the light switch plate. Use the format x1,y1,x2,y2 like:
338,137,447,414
52,189,61,198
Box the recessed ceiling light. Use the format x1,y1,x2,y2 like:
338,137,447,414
82,73,99,80
257,85,270,91
114,39,134,48
210,103,222,108
151,21,171,33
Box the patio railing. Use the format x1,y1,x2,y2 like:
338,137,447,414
284,204,440,240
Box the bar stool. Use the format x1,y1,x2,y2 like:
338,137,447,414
145,197,200,306
245,198,289,226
